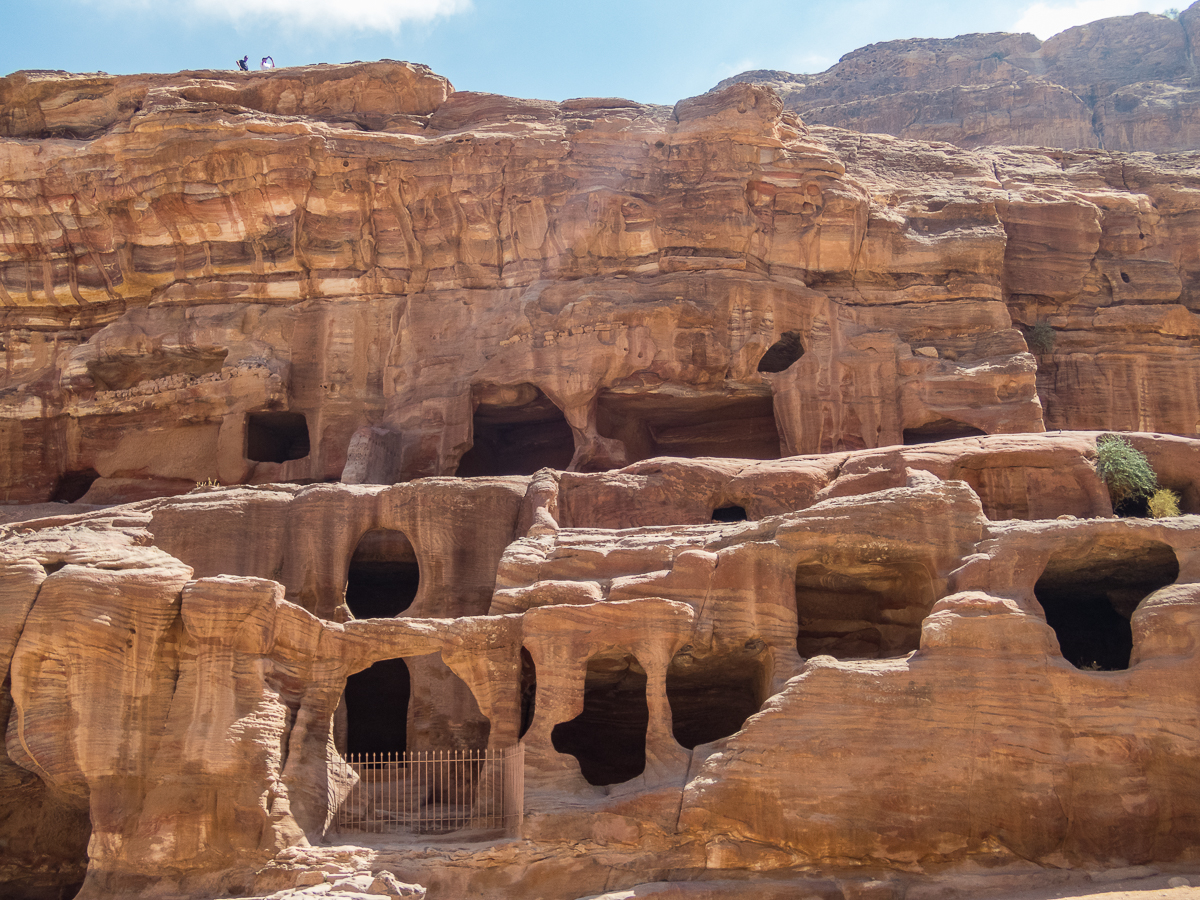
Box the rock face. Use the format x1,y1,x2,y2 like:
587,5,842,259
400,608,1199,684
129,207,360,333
719,2,1200,151
2,64,1200,505
3,56,1200,900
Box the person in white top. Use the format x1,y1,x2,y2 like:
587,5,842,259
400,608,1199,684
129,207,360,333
261,57,275,69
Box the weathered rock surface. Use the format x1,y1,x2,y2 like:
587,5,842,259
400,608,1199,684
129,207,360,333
2,433,1200,898
0,64,1199,504
718,2,1200,152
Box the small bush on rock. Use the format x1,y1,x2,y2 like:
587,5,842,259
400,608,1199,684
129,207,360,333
1026,322,1055,355
1096,434,1158,514
1148,488,1182,519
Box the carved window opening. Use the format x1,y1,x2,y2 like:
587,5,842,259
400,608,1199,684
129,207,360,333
795,560,935,659
519,647,537,739
456,383,575,477
50,468,99,503
711,505,748,523
757,331,806,373
902,419,987,445
345,528,420,619
344,657,411,755
551,652,648,786
667,647,767,749
596,390,781,465
1035,540,1178,671
245,411,310,463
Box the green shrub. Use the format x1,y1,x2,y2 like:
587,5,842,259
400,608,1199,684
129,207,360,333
1148,488,1182,519
1095,434,1158,511
1026,322,1055,355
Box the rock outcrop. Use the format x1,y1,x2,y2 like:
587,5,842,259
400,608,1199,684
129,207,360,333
718,2,1200,151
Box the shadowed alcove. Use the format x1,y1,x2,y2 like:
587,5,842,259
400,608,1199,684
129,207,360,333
456,383,575,476
519,647,537,739
1035,539,1179,671
757,331,806,373
51,468,99,503
596,390,781,464
667,648,767,749
795,560,935,659
903,418,987,445
344,528,421,619
245,411,310,463
711,505,749,523
344,657,411,755
551,652,648,786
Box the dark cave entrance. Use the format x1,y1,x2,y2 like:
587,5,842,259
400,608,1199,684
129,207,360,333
1035,540,1179,671
666,649,767,749
551,652,648,785
456,383,575,477
757,331,806,373
50,468,99,503
344,657,411,755
345,528,421,619
902,418,988,445
795,560,935,659
245,411,310,463
711,505,749,523
519,647,536,739
596,390,781,464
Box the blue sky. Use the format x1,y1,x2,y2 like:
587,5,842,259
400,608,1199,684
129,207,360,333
1,0,1184,105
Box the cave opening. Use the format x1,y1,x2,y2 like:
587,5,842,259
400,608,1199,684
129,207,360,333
519,647,536,739
50,468,99,503
711,505,749,523
903,419,987,445
456,383,575,477
596,390,781,464
795,560,935,659
345,528,420,619
245,411,310,463
343,656,410,755
666,649,766,749
1035,540,1179,671
757,331,806,373
551,652,648,786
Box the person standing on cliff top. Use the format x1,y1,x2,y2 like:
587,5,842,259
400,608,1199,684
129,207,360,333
261,56,274,69
236,56,249,71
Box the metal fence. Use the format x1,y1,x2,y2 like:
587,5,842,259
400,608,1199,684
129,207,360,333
332,745,524,835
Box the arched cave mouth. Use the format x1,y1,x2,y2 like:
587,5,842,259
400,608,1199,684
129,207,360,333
596,389,781,465
711,504,749,523
551,652,648,786
667,646,767,749
795,560,935,659
903,419,987,445
51,468,99,503
344,656,411,755
456,383,575,477
345,528,420,619
245,411,310,463
519,647,536,739
757,331,806,373
1035,540,1179,671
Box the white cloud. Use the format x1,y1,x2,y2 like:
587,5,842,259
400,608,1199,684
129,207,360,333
1012,0,1173,39
87,0,470,32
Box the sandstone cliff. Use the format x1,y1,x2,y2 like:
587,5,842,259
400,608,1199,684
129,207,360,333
1,64,1199,505
719,2,1200,152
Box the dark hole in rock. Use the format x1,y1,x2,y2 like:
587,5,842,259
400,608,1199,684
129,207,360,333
1035,539,1178,671
519,647,536,739
245,411,310,463
42,562,66,575
796,560,935,659
597,389,780,464
667,650,766,749
1120,272,1131,283
711,505,748,523
551,653,647,786
903,419,987,445
456,384,575,477
345,529,420,619
344,657,410,755
757,331,806,373
50,469,99,503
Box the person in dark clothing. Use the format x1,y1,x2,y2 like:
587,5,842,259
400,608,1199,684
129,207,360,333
236,56,249,71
